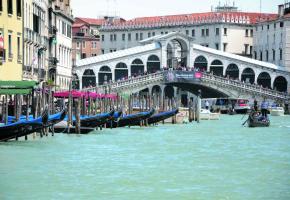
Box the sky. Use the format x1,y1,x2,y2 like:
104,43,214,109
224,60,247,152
72,0,284,20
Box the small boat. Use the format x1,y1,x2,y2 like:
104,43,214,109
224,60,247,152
246,111,270,127
200,109,220,120
110,109,155,128
72,110,115,128
105,110,123,128
234,99,251,114
147,109,179,125
47,109,67,126
270,107,285,116
0,109,49,142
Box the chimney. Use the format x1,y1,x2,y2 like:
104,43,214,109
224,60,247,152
278,4,284,17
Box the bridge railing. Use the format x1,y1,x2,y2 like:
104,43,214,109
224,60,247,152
202,73,289,100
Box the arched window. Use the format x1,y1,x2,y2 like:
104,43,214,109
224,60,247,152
131,59,144,76
194,56,208,72
257,72,271,89
82,69,96,88
115,62,128,81
225,64,239,79
210,60,223,76
98,66,112,85
241,68,255,84
147,55,160,74
273,76,287,92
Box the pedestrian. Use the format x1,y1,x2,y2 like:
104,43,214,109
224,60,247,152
205,100,209,110
261,98,269,117
254,98,258,111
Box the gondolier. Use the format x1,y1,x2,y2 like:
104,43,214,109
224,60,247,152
261,98,269,117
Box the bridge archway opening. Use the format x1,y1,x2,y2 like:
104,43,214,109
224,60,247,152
166,38,188,69
210,60,223,76
241,68,255,84
82,69,96,88
72,74,80,90
273,76,288,92
147,55,160,74
194,56,208,72
257,72,271,89
164,85,175,98
115,62,128,81
226,64,239,79
131,59,144,76
152,85,161,96
98,66,112,85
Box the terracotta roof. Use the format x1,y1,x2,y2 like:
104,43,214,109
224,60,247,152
100,11,277,30
76,17,107,26
72,23,88,28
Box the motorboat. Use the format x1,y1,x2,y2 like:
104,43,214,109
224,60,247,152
200,109,220,120
270,107,285,116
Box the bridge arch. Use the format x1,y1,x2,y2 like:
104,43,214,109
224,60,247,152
257,72,271,89
194,55,208,72
151,85,162,96
147,55,161,74
82,69,96,88
115,62,128,81
98,66,112,85
241,68,255,84
164,85,175,98
165,37,188,69
210,60,223,76
225,63,239,80
131,59,144,76
273,76,288,92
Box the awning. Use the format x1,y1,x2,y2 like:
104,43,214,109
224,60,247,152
0,81,38,89
0,89,32,95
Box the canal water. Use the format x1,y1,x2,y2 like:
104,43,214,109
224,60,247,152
0,115,290,200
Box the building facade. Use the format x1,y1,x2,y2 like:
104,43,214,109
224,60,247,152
253,3,290,72
99,6,276,62
72,17,109,66
23,0,49,81
0,0,23,81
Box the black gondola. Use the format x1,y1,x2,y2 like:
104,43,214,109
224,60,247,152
246,111,270,127
105,110,123,128
133,109,179,125
71,110,115,128
109,109,155,128
0,109,49,142
53,122,96,134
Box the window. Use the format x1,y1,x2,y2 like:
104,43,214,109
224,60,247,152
280,22,284,27
223,43,227,52
250,29,253,37
186,30,189,35
92,42,96,48
161,32,164,35
262,25,263,30
224,28,227,35
250,46,253,55
62,21,66,35
82,41,86,48
152,32,155,36
244,44,249,55
274,23,276,29
33,14,39,33
101,35,104,41
266,50,269,61
165,31,168,34
110,34,113,41
148,32,151,38
81,53,86,59
192,29,195,37
215,43,219,50
67,24,71,38
128,33,131,41
280,48,283,60
76,42,80,49
201,29,205,36
8,33,12,59
0,0,2,12
260,51,263,61
113,34,117,41
122,33,125,41
17,35,20,58
245,29,249,37
215,28,219,36
135,33,139,40
16,0,21,17
7,0,12,15
267,25,269,30
206,29,209,36
254,51,257,59
140,33,143,40
101,49,104,54
272,49,275,61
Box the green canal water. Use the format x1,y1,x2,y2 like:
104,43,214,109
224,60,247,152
0,115,290,200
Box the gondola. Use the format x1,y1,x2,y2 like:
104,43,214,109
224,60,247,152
246,111,270,127
105,110,123,128
53,121,96,134
0,109,49,142
147,109,179,125
109,109,155,128
71,110,115,128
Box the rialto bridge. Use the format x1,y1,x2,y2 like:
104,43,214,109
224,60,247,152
75,32,290,103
